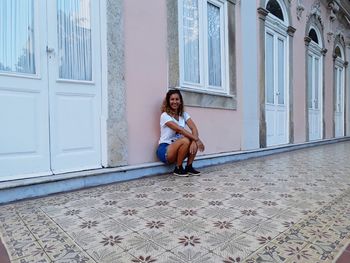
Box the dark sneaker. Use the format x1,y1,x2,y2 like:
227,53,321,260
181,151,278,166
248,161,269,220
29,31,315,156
173,166,189,177
185,165,201,176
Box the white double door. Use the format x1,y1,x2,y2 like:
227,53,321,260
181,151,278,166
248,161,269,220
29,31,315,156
334,62,345,137
0,1,101,180
308,51,322,141
265,29,288,147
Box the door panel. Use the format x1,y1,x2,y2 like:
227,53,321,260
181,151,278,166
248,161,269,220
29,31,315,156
335,66,344,137
0,1,51,180
265,29,288,146
48,0,101,173
308,53,322,141
0,0,102,180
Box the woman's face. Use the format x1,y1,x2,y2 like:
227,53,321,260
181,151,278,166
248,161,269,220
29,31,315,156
169,93,181,112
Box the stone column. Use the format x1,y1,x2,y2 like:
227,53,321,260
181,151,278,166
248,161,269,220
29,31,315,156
105,0,128,167
241,1,259,150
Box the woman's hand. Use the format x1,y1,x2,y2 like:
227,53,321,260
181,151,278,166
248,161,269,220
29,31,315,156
189,140,197,155
196,139,205,152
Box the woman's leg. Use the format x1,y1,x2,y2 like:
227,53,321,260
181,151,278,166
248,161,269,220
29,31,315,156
186,142,198,165
166,137,190,167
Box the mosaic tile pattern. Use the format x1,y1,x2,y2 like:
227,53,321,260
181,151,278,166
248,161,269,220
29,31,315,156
1,142,350,262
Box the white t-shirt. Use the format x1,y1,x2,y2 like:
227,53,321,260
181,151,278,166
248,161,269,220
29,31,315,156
159,112,191,144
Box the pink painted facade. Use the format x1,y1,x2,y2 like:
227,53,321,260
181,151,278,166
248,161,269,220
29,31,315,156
123,0,350,166
1,0,349,184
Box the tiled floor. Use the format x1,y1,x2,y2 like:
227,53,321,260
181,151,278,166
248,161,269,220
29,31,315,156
1,142,350,263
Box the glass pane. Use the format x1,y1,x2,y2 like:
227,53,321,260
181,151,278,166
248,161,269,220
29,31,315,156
277,38,284,105
207,2,221,87
183,0,200,84
307,55,313,109
338,68,342,112
57,0,92,80
266,33,274,104
0,0,36,74
314,58,319,109
266,0,284,21
334,68,338,111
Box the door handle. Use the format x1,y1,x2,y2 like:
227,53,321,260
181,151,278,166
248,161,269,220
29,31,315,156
276,91,280,96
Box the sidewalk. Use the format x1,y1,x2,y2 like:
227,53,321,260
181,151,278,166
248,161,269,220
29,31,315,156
0,142,350,262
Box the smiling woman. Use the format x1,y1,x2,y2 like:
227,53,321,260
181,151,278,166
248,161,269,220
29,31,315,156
156,89,205,177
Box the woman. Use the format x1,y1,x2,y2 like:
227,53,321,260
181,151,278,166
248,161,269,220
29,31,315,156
156,89,205,176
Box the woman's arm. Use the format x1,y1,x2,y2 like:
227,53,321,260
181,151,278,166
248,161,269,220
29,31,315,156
165,121,198,142
186,118,205,152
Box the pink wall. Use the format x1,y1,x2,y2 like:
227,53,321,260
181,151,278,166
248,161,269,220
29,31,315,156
124,0,168,164
125,0,242,165
124,0,344,166
291,0,306,143
290,1,340,141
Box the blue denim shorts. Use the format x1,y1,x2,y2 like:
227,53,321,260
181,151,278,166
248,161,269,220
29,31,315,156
157,143,169,164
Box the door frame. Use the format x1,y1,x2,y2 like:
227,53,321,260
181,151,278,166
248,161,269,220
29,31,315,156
307,41,323,141
263,10,290,147
265,23,289,146
0,1,52,181
334,57,345,137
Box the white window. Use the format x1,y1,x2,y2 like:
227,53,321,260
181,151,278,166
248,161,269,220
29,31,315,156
179,0,228,93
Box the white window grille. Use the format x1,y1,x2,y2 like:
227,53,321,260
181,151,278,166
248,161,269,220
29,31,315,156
179,0,228,93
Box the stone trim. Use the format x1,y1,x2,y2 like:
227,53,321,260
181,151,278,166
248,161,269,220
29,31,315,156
304,14,326,141
332,34,347,137
166,0,237,110
287,26,296,37
106,0,128,166
258,1,293,148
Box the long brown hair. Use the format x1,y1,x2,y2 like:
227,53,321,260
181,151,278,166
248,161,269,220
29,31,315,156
161,89,184,116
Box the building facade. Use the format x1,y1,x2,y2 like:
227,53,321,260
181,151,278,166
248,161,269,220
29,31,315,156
0,0,349,191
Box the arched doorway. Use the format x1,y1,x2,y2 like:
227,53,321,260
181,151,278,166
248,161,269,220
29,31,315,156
264,0,290,146
307,27,324,141
334,45,345,137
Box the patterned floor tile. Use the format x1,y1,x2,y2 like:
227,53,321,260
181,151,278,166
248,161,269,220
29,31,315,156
211,232,261,259
2,142,350,262
85,243,125,262
10,254,52,263
118,231,169,257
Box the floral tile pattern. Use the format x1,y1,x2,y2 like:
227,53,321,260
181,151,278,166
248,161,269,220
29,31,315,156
1,142,350,262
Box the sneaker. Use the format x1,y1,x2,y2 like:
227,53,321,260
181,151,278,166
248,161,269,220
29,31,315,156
185,165,201,176
173,166,189,177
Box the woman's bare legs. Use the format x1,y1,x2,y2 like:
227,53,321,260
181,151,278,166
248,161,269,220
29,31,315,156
187,141,198,165
166,137,190,167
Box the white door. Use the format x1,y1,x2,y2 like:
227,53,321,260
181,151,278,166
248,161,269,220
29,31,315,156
0,0,101,180
308,53,322,141
265,31,288,146
335,64,344,137
0,1,51,180
47,0,101,173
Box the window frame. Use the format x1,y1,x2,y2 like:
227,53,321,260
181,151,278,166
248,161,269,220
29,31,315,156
178,0,229,94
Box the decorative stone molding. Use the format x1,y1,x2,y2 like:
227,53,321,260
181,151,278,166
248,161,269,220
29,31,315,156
307,0,324,30
310,0,321,17
304,36,312,46
333,53,338,60
328,1,339,22
296,0,305,20
321,48,328,56
344,61,349,67
327,32,334,43
287,26,296,37
257,7,269,20
227,0,237,4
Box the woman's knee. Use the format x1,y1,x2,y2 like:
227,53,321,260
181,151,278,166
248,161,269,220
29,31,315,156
180,137,191,146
